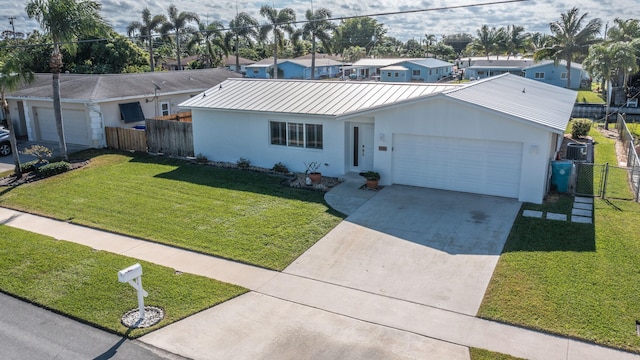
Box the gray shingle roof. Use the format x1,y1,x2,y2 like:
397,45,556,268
7,68,242,102
180,79,461,117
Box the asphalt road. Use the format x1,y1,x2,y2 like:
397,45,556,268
0,292,183,360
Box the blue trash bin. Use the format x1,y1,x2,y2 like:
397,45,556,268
551,161,573,193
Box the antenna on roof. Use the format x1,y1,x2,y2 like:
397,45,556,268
203,92,206,98
522,88,526,93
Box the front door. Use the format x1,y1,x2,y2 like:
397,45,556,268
351,123,374,171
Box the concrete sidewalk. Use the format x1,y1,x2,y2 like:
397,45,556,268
0,207,638,360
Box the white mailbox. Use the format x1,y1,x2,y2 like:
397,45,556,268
118,263,143,283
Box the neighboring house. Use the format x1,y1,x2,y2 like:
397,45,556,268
223,55,255,74
245,59,281,79
380,59,453,82
463,58,589,89
180,74,576,204
278,59,342,79
5,68,241,147
162,55,200,71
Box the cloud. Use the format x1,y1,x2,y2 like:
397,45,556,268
2,0,632,43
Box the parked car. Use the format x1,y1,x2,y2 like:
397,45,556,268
0,129,11,156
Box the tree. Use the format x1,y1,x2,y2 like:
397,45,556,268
526,32,551,56
607,18,640,42
26,0,110,161
342,46,366,63
188,20,228,68
225,12,260,74
297,8,335,79
0,51,34,177
259,5,296,80
468,25,503,59
333,17,387,55
72,31,148,73
423,33,436,57
442,33,473,57
534,7,601,89
503,24,529,59
127,8,166,72
161,5,199,71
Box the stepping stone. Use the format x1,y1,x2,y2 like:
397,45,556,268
572,208,592,217
546,212,567,221
522,210,543,218
573,202,592,210
571,215,593,224
574,196,593,204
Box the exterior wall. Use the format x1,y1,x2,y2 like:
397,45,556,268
465,68,521,80
245,66,271,78
523,63,584,89
371,96,556,203
381,69,409,82
401,63,452,82
192,109,347,176
279,62,306,79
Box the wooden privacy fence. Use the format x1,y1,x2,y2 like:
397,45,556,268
105,126,147,152
145,118,194,157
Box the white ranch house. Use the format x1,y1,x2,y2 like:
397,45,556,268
180,74,576,204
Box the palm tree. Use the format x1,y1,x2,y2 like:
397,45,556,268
187,21,228,68
534,7,601,89
225,12,259,74
25,0,109,161
127,8,166,72
297,8,335,79
161,5,199,71
583,42,638,128
259,5,296,79
423,33,436,57
0,53,34,177
503,24,528,59
469,25,501,59
607,18,640,42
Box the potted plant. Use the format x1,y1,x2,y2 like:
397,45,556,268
304,161,322,184
360,170,380,189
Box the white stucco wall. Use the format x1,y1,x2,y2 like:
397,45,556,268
371,96,557,203
192,109,347,176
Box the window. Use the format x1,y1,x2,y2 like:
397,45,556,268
387,72,391,77
394,72,399,77
535,72,545,79
436,68,439,74
306,124,323,149
119,102,145,123
429,69,432,75
270,121,323,149
160,102,170,116
253,69,259,74
561,72,567,79
412,70,421,76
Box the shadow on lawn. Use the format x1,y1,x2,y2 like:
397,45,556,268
501,211,595,253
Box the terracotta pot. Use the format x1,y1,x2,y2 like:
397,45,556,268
308,172,322,184
366,179,379,189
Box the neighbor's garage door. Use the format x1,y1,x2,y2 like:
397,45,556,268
35,107,90,146
393,134,523,198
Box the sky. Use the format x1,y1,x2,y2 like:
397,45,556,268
2,0,638,43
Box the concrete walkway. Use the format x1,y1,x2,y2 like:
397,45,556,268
0,198,638,358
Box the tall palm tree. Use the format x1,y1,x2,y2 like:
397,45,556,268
503,24,528,59
25,0,109,161
423,33,436,57
297,8,335,80
187,20,228,68
225,12,259,74
259,5,296,79
127,8,166,72
161,5,199,71
469,25,501,59
607,18,640,42
534,7,601,89
0,53,34,177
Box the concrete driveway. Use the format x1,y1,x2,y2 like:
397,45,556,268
285,185,521,315
0,139,89,172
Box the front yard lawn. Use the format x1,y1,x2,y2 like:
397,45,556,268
576,90,605,104
479,125,640,352
0,151,344,271
0,225,246,338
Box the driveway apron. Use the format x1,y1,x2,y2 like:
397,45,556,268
285,185,522,315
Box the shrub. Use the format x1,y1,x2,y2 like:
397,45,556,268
571,119,592,139
20,160,40,173
236,157,251,168
195,153,208,164
37,161,71,177
21,144,52,163
272,162,289,173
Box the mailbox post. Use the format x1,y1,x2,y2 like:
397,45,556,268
118,263,148,320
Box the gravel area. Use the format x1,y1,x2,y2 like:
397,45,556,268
121,306,164,328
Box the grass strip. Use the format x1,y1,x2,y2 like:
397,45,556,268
0,224,246,338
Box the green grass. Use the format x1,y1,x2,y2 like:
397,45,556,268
0,150,344,271
479,125,640,352
576,90,605,104
590,127,634,199
0,224,246,338
470,348,524,360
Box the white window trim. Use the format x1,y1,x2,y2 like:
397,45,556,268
269,120,323,150
160,102,171,116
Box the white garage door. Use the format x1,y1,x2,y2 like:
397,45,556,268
35,107,90,146
393,134,523,198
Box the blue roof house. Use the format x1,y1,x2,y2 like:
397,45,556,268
380,59,452,83
522,60,588,89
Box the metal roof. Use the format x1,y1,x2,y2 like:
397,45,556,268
443,73,576,132
7,68,242,102
380,66,409,71
404,58,452,68
180,79,461,117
